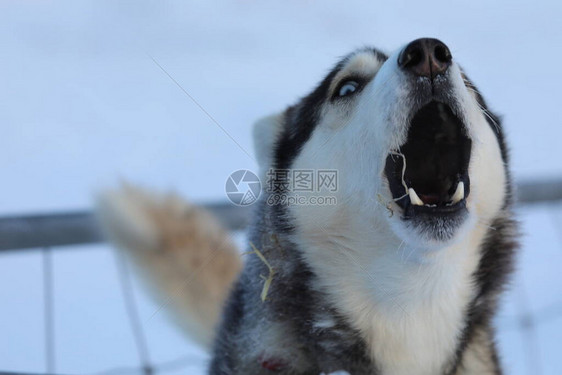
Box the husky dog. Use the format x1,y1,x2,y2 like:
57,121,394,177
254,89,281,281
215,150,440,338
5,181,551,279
98,38,518,374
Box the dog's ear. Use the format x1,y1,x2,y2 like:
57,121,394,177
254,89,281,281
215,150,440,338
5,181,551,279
252,111,285,179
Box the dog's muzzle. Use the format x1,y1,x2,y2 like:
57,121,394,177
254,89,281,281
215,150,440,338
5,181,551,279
384,38,471,241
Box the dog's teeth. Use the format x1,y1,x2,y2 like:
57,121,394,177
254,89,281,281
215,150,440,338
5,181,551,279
451,181,465,203
408,188,424,206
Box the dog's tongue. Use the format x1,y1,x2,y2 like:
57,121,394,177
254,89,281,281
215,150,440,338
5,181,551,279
419,193,440,205
259,354,286,371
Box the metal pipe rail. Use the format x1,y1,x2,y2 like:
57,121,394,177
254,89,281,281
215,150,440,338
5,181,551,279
0,203,253,251
0,178,560,251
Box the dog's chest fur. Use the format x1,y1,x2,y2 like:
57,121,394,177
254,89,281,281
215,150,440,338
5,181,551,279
291,214,485,375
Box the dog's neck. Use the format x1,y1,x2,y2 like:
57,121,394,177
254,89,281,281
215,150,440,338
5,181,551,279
294,211,485,375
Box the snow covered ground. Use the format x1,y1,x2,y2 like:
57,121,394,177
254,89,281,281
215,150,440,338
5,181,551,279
1,1,561,374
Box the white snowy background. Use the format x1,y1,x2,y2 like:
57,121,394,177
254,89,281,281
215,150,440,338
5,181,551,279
1,1,561,374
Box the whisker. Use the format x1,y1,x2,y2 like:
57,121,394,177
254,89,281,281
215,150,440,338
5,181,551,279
464,84,501,134
389,150,409,196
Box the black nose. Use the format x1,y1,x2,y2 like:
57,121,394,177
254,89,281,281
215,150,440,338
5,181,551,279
398,38,452,79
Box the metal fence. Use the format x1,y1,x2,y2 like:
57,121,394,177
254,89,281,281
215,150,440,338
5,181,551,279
1,178,561,375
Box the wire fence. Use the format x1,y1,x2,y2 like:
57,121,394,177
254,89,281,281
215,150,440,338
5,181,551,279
1,178,561,375
28,245,207,375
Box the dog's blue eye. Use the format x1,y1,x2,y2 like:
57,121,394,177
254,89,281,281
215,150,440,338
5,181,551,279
338,81,359,97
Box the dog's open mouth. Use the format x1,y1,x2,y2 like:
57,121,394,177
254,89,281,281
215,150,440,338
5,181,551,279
384,101,472,217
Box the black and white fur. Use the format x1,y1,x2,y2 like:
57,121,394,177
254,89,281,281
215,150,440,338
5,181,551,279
98,39,518,375
211,41,517,374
